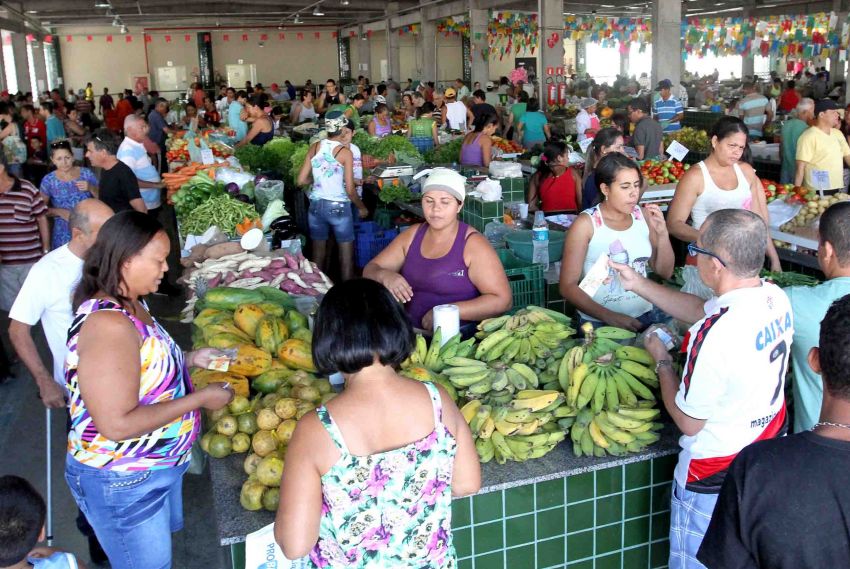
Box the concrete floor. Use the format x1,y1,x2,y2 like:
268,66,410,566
0,294,232,569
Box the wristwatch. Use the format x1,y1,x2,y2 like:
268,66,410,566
655,360,673,374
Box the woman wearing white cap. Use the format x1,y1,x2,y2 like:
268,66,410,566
364,168,511,332
576,97,600,143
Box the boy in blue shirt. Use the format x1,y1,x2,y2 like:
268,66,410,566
0,475,86,568
652,79,684,133
38,102,66,144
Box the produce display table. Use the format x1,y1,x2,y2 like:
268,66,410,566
682,110,723,131
770,226,820,271
213,425,680,569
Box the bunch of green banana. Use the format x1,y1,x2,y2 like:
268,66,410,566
474,306,576,370
461,390,572,463
404,327,476,373
441,358,543,402
570,405,664,457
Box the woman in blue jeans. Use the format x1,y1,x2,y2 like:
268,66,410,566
63,211,233,569
296,111,368,282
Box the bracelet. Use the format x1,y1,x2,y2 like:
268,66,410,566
655,360,673,374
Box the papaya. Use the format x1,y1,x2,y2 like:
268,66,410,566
203,320,252,343
251,369,294,394
204,287,265,311
291,328,313,344
277,338,316,372
255,316,290,354
256,302,286,317
256,286,295,308
194,308,230,328
231,344,273,377
191,326,205,349
269,359,288,370
234,304,266,337
190,370,250,398
207,333,247,349
283,310,309,332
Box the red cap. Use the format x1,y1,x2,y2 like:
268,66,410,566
270,83,279,90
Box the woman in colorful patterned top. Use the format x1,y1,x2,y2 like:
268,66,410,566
39,139,97,249
63,211,234,569
276,279,481,567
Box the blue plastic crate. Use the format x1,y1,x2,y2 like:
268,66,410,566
354,222,399,268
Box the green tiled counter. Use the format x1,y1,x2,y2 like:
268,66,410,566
217,429,678,569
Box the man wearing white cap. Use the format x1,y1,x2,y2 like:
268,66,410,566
364,168,511,332
576,97,600,143
484,81,501,108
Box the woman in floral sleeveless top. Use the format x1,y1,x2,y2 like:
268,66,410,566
276,279,481,567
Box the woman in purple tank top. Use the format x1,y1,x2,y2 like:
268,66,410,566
363,168,511,330
460,112,498,168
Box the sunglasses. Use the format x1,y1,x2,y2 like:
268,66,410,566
50,140,72,150
687,242,727,267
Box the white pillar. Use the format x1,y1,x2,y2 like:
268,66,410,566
11,32,30,93
620,48,630,77
30,39,47,94
539,0,565,102
386,3,401,83
651,0,681,87
353,29,372,82
742,55,755,79
420,9,437,83
469,4,489,88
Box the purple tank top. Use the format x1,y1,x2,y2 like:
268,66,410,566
400,222,480,328
373,117,392,137
460,133,484,167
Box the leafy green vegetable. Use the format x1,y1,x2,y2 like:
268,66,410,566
378,184,414,203
351,133,419,160
172,172,225,220
423,138,463,165
760,270,820,287
290,145,311,180
233,145,266,172
181,194,260,237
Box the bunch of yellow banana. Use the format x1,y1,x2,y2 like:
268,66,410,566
461,390,571,463
569,406,664,457
474,306,576,370
404,327,476,373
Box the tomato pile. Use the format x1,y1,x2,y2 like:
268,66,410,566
760,179,813,204
492,137,524,154
640,159,688,186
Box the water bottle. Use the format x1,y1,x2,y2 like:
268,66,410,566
532,211,549,270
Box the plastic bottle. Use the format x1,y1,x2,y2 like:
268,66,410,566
608,239,629,293
532,211,549,269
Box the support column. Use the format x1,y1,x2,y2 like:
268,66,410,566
741,5,755,79
539,0,565,102
11,32,30,93
30,39,48,94
420,8,437,83
386,4,401,83
469,3,489,88
353,28,372,81
650,0,681,87
620,48,630,77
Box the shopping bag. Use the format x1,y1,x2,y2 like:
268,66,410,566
244,522,309,569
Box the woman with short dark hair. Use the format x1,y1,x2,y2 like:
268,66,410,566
64,211,233,569
276,278,480,565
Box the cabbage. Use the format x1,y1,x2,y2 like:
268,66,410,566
261,199,289,231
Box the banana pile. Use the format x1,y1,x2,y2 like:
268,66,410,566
558,324,665,457
461,391,569,463
474,307,576,372
406,327,476,372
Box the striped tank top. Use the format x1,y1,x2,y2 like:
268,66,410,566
66,298,200,471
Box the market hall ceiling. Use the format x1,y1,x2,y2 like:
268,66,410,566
7,0,842,29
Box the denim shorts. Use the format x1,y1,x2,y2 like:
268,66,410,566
65,455,189,569
308,198,355,243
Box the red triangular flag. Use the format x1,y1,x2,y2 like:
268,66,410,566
66,35,72,42
260,34,268,41
165,35,172,42
203,34,210,42
349,31,356,37
145,34,152,43
184,34,191,42
242,34,248,41
125,35,132,43
44,35,52,43
314,32,320,39
297,32,304,40
86,35,93,41
332,31,338,38
223,34,229,41
278,33,285,40
106,35,113,43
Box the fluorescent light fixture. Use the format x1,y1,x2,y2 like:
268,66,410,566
26,9,38,14
313,4,325,16
294,14,302,23
120,24,127,33
341,0,350,4
94,1,111,7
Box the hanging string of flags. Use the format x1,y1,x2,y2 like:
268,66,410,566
60,31,338,43
563,16,652,52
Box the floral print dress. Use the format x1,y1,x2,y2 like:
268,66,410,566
40,167,97,249
310,381,457,568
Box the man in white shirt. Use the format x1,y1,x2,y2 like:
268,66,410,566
9,199,113,407
118,114,164,212
454,78,471,101
611,209,793,569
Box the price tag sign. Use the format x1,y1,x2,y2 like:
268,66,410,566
665,140,689,161
200,148,215,165
812,170,830,197
578,137,593,153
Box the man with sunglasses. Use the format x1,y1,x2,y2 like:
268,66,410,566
610,209,793,569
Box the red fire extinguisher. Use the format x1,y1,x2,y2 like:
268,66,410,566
557,76,567,106
546,77,557,107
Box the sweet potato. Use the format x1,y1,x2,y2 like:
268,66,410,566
206,242,244,259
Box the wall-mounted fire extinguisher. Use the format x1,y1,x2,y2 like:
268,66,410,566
557,76,567,106
546,77,557,107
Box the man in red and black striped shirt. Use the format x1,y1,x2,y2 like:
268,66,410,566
610,209,793,569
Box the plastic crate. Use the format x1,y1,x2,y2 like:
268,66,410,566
374,206,403,229
354,222,399,268
497,249,545,313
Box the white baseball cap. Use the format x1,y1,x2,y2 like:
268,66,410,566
414,167,467,204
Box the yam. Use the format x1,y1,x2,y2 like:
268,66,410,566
206,242,245,259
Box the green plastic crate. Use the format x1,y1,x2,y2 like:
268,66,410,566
374,205,403,229
497,249,545,313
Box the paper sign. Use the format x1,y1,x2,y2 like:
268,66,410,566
623,146,639,159
579,253,610,297
200,148,215,165
665,140,689,161
812,170,830,196
245,522,299,568
578,137,593,153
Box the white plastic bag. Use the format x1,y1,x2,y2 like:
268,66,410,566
489,161,523,178
474,178,503,201
245,522,309,568
216,167,255,189
680,265,715,301
767,200,803,228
